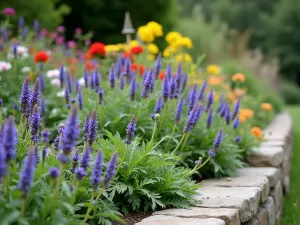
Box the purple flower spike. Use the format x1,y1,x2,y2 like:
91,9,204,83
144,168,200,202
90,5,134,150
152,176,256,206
13,43,17,59
18,149,36,198
235,136,241,144
213,129,223,150
225,107,231,125
141,71,152,98
78,88,83,110
87,110,98,146
75,167,86,181
166,64,172,81
0,144,7,180
83,112,90,140
19,16,24,29
34,20,39,35
2,116,17,161
176,64,182,90
217,95,225,113
180,74,188,93
125,58,131,77
42,147,47,162
75,79,79,93
220,103,227,117
184,104,203,133
83,68,89,88
126,116,136,144
104,153,118,187
198,81,207,101
188,85,197,113
22,27,28,41
30,79,40,114
130,77,136,101
162,76,170,102
206,90,214,112
39,73,45,93
149,70,156,93
42,130,50,143
155,53,162,78
60,107,79,160
233,118,240,129
232,98,241,120
208,149,216,157
120,72,125,90
0,99,3,107
71,151,80,172
91,150,103,189
169,76,177,99
109,65,116,89
98,87,104,105
65,87,70,107
20,77,31,118
49,167,60,179
67,73,72,93
40,98,46,117
206,107,213,129
151,96,163,119
59,66,64,88
30,105,41,144
80,146,91,171
175,96,184,123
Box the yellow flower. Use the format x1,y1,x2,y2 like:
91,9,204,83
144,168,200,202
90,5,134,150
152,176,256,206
147,54,155,61
105,45,119,52
261,103,272,111
147,21,163,37
147,43,159,54
176,53,192,63
138,26,154,43
29,71,35,81
130,40,139,48
165,31,182,44
206,64,220,75
163,46,176,57
182,37,193,49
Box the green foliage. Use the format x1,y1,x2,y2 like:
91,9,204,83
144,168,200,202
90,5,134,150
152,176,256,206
280,81,300,105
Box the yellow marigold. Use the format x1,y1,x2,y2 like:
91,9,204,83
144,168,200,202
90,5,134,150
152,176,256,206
208,76,222,86
147,21,163,37
165,31,182,44
130,40,139,48
163,46,176,57
105,45,119,52
206,64,220,75
138,26,154,43
251,126,263,141
232,73,246,82
261,103,272,111
182,37,193,49
176,53,192,63
147,43,159,54
147,54,155,61
117,43,128,51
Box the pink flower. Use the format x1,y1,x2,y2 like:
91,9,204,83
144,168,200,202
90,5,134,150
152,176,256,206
3,8,15,16
84,39,91,46
67,40,76,49
56,26,65,32
56,36,64,45
75,28,82,34
40,29,48,36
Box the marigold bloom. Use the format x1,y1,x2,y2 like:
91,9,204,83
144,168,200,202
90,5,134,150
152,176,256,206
147,21,163,37
165,32,182,44
239,114,247,123
206,64,220,75
232,73,245,82
148,43,159,54
240,108,254,119
176,53,192,63
261,103,272,111
34,51,49,63
182,37,193,49
251,126,263,141
130,45,144,55
234,88,246,97
138,26,154,43
85,61,95,72
88,42,106,57
208,76,222,86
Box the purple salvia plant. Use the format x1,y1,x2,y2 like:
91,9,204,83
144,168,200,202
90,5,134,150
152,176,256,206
0,144,7,181
175,96,184,123
90,150,103,189
66,73,72,93
141,71,151,98
39,73,45,93
184,104,203,133
87,110,98,146
130,77,136,101
42,147,47,162
13,43,17,59
188,84,197,113
176,63,182,90
155,53,162,78
104,153,118,187
235,136,241,144
206,107,213,129
71,151,80,172
219,103,227,117
49,167,60,179
109,64,116,89
1,27,8,42
126,115,136,144
20,77,31,118
59,66,64,88
116,58,122,78
125,58,131,78
83,112,90,140
166,64,172,80
149,70,156,93
198,80,207,101
98,87,104,105
179,74,188,93
225,107,231,125
42,129,50,143
65,87,70,109
151,96,163,119
83,68,89,88
80,146,91,171
217,95,225,113
30,79,40,114
19,16,24,29
18,149,36,198
169,76,177,99
53,136,60,151
94,70,101,91
75,167,86,181
206,90,214,112
78,87,83,110
120,72,125,90
232,98,241,120
213,128,223,150
22,27,28,41
233,118,240,129
162,76,170,102
2,116,17,161
34,145,40,166
30,105,41,144
75,79,79,93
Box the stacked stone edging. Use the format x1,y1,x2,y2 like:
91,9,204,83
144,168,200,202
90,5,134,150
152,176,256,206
136,111,292,225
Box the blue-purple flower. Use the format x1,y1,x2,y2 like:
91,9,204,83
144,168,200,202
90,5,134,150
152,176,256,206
162,76,170,102
126,116,136,144
71,151,80,172
49,167,60,179
206,107,213,129
83,112,90,140
109,65,116,88
180,74,188,93
2,116,17,161
0,144,7,181
184,104,203,133
80,146,91,171
78,87,83,110
130,77,136,101
206,90,214,112
30,79,40,114
235,136,241,144
42,130,50,143
90,150,103,189
175,96,184,123
151,96,163,119
225,107,231,125
75,167,86,181
104,153,118,187
188,84,197,113
141,71,151,98
59,66,64,88
87,110,98,146
83,68,89,88
233,118,240,129
198,81,207,101
30,105,41,144
98,87,104,105
232,98,241,120
20,77,31,117
213,129,223,150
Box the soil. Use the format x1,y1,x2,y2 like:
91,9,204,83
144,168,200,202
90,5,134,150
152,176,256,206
113,212,152,225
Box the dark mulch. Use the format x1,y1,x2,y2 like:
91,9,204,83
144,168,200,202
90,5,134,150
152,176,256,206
113,212,152,225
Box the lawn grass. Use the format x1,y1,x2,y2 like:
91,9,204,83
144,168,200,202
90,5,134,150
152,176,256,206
281,106,300,225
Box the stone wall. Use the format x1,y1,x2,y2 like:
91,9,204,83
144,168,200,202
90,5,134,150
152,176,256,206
136,112,293,225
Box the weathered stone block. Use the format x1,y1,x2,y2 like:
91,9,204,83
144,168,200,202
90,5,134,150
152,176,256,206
261,197,276,225
194,186,260,223
282,176,290,194
153,207,240,225
242,217,259,225
135,215,226,225
254,207,268,225
247,146,284,167
270,181,283,211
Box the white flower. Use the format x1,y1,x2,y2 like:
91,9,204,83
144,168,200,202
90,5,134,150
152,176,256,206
56,89,65,97
51,108,59,115
51,78,61,87
21,66,32,73
78,77,85,87
7,45,29,59
47,69,60,79
0,61,12,72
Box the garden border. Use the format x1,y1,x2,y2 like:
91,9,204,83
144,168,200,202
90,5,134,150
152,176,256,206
135,111,292,225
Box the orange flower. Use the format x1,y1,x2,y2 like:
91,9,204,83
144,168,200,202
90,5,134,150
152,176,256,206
131,63,145,76
239,114,247,123
158,71,165,80
67,58,79,64
69,65,77,72
234,88,246,97
88,42,106,57
240,108,254,119
34,51,49,63
85,61,95,72
208,76,222,86
261,103,272,111
123,51,134,61
232,73,245,82
130,45,144,55
251,126,263,141
228,93,237,103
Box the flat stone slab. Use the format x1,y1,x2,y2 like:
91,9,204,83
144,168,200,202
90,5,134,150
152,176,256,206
153,207,240,225
270,181,283,211
202,175,270,202
194,186,260,223
260,141,285,148
254,207,268,225
261,197,276,225
238,167,281,188
135,215,225,225
247,146,284,167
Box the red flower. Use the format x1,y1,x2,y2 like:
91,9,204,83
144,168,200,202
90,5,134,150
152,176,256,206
34,51,49,63
130,46,144,55
85,61,95,72
123,51,133,61
88,42,106,57
158,71,165,80
131,63,145,76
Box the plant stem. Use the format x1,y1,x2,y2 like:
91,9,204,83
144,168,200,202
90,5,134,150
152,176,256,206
83,193,94,223
185,156,211,177
171,133,186,155
136,98,144,122
180,133,190,152
19,199,26,223
54,163,64,199
164,124,176,151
